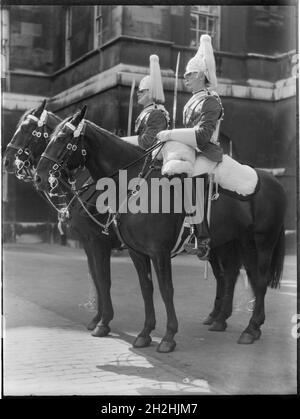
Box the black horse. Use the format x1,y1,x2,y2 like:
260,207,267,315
34,106,287,353
3,102,252,343
3,100,123,337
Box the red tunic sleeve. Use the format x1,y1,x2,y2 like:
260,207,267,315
194,96,222,149
138,110,168,149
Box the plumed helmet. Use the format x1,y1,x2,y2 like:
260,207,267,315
138,55,165,103
184,34,217,90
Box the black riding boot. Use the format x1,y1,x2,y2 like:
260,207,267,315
184,174,210,259
184,217,210,260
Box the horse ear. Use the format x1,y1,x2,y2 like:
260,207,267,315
72,105,87,126
34,99,47,117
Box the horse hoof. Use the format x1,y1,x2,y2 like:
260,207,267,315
237,329,261,344
203,315,215,325
209,321,227,331
133,336,152,348
91,325,110,337
87,320,99,331
157,340,176,353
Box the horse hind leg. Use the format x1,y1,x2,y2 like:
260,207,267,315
129,250,156,349
151,252,178,353
238,233,280,344
209,242,241,332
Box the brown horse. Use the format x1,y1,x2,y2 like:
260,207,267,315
3,101,123,337
3,102,251,343
34,106,286,352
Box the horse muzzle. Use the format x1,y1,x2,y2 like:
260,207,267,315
3,154,16,174
34,172,47,191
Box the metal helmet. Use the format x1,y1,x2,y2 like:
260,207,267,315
138,55,165,103
184,34,217,90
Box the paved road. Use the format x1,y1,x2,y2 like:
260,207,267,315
2,243,297,396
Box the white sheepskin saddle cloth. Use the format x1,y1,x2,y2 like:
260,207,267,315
158,141,258,196
158,141,196,177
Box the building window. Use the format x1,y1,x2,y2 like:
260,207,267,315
93,5,112,48
190,6,220,49
65,7,71,66
94,5,103,48
64,6,94,65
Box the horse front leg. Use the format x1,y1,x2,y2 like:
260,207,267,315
151,252,178,353
82,240,103,331
90,240,114,338
129,250,156,348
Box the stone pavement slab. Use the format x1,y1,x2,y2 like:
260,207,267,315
2,243,297,396
3,291,216,396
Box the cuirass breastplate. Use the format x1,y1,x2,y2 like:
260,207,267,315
183,90,223,127
135,104,170,134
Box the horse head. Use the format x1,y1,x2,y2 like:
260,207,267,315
3,99,60,181
35,106,88,193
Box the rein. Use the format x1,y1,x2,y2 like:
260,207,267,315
75,140,164,194
40,119,164,233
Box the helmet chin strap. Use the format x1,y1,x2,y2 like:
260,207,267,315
191,73,207,94
139,94,152,108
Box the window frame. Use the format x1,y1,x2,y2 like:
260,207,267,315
65,6,72,66
190,6,221,50
94,5,103,49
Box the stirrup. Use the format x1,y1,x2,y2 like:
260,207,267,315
184,235,210,259
196,240,210,260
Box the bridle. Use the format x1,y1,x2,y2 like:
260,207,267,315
6,109,83,230
6,110,52,181
40,119,87,196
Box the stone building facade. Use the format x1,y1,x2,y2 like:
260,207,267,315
1,5,297,230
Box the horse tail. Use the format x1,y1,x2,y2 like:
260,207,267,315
268,226,285,289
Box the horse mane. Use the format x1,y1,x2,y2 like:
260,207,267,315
85,120,144,155
46,110,62,130
47,111,62,123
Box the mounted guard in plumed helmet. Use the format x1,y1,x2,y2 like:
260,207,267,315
158,34,223,163
157,34,258,259
122,54,170,149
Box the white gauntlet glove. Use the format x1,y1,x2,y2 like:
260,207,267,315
156,130,172,143
157,128,198,149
